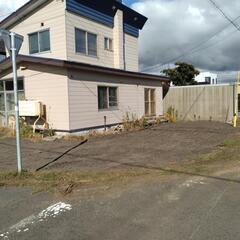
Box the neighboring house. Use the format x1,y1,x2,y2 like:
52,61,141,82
0,0,169,133
195,72,218,85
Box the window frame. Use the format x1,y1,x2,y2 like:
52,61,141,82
75,28,98,57
98,86,118,111
144,88,156,117
0,78,25,114
104,37,113,51
28,29,51,54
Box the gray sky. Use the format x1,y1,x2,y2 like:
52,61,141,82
1,0,240,81
132,0,240,81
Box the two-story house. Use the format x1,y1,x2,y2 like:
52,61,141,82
0,0,169,133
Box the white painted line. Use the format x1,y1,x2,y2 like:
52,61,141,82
0,202,72,239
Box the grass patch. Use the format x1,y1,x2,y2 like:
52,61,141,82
223,136,240,147
176,135,240,175
0,168,160,194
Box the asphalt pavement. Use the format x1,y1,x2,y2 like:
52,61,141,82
1,168,240,240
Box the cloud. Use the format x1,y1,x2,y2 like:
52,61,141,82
0,0,238,80
0,0,29,20
132,0,240,75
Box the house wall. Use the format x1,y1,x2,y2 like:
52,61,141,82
67,69,163,131
163,84,234,123
65,10,139,72
65,11,114,68
1,64,70,130
124,33,139,72
4,1,140,72
113,10,124,70
8,0,67,60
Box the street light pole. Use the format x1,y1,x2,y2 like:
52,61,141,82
10,32,22,173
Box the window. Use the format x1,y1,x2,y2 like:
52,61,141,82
0,93,4,111
104,37,113,51
145,88,156,116
29,30,50,54
0,82,3,91
75,28,97,56
205,77,211,84
98,86,118,110
5,79,24,91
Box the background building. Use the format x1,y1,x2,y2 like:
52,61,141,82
195,71,218,85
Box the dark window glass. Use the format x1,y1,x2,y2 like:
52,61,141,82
5,80,23,91
98,87,108,110
5,81,14,91
6,93,14,112
109,87,118,108
0,93,4,111
87,32,97,56
75,29,86,54
39,30,50,52
104,37,113,51
104,37,108,50
18,79,24,91
205,77,211,84
0,81,3,91
29,33,39,54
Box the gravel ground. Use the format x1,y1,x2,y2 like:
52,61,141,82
0,121,238,171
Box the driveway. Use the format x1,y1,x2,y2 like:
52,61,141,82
0,121,238,171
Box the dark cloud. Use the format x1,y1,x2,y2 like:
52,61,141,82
132,0,240,76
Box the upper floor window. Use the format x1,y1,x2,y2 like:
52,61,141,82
75,28,97,57
104,37,113,51
29,29,50,54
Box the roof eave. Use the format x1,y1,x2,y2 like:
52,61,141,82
0,0,48,29
0,55,170,84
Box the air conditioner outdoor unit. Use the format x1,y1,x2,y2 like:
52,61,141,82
19,100,43,117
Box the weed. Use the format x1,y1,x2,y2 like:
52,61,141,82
165,106,178,123
122,112,147,131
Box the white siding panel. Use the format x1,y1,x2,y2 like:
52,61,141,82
66,11,114,68
9,0,67,60
124,34,139,72
1,64,70,130
68,70,163,130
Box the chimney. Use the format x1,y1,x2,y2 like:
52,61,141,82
113,9,124,69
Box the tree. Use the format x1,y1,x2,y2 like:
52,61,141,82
162,62,199,86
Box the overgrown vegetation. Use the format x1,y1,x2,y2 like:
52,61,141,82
165,106,178,123
122,113,148,131
0,124,55,142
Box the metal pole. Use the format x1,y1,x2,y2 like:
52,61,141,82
10,32,22,174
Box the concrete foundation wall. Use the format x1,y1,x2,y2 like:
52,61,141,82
163,84,234,123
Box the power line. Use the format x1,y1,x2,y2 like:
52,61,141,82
142,5,240,72
142,23,239,73
207,0,240,31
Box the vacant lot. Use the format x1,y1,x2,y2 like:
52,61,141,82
0,121,238,172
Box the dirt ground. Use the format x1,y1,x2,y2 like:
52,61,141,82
0,121,238,172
